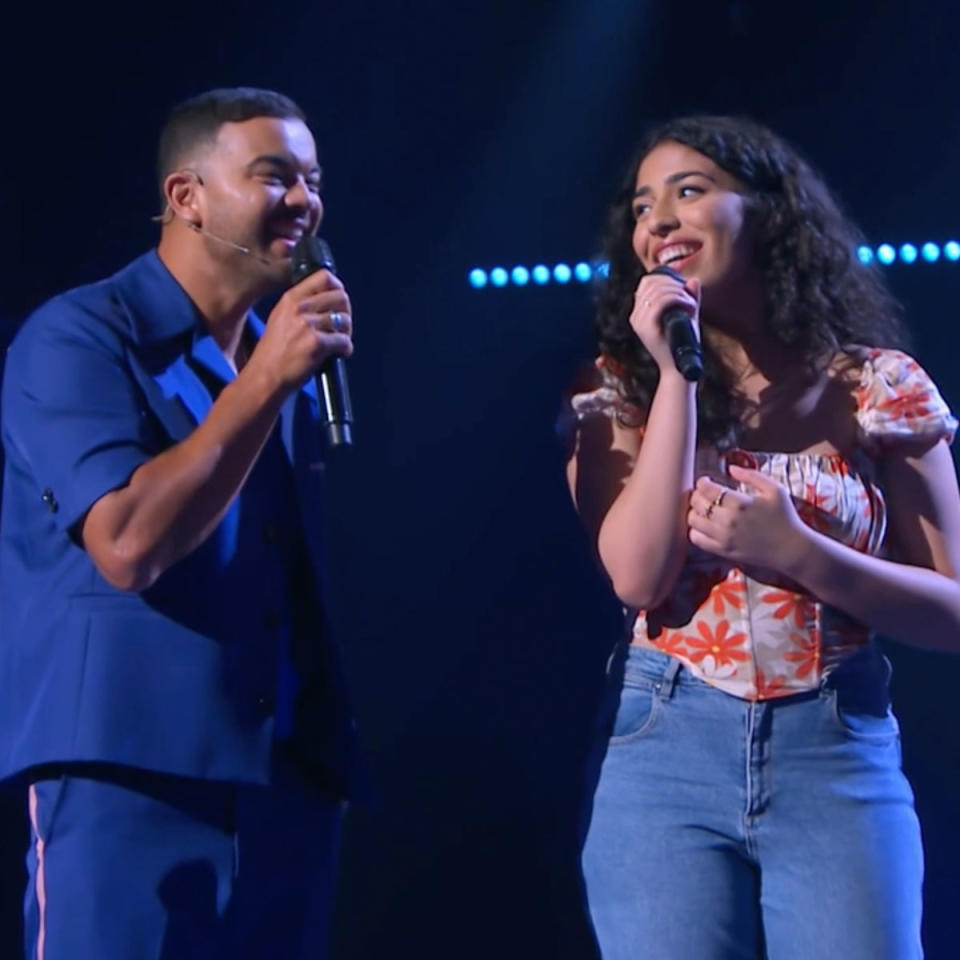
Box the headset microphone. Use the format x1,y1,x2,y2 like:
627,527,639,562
185,221,275,265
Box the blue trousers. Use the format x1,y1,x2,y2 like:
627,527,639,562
581,644,924,960
24,766,342,960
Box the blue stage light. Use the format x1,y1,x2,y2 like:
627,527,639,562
471,241,960,288
553,263,572,284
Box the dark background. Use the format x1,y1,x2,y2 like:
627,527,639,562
2,1,959,956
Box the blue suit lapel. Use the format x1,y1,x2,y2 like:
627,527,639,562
151,354,216,433
114,251,215,441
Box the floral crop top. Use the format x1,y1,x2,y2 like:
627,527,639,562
571,348,957,701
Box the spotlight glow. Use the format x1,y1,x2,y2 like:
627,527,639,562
511,266,530,286
468,268,488,288
574,262,593,282
532,264,550,285
922,243,941,263
945,242,960,261
857,246,874,264
553,263,572,284
490,267,509,287
877,244,896,265
899,243,918,264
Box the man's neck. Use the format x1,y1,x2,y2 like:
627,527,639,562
157,234,262,354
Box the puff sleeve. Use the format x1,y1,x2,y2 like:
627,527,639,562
854,348,957,451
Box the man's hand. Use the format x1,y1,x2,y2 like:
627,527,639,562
246,268,353,393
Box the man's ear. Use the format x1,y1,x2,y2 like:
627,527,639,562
163,169,204,228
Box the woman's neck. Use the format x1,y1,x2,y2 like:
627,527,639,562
702,326,798,399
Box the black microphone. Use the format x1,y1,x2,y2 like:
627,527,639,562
290,237,354,447
647,265,703,382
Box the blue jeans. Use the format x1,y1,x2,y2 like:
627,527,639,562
581,644,924,960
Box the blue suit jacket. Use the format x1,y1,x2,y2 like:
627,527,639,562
0,252,356,796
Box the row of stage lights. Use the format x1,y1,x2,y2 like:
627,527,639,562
468,241,960,288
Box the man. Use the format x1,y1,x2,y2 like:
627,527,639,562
0,87,358,959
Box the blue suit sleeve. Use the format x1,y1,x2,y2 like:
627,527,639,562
2,296,155,534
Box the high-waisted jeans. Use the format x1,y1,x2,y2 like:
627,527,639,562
581,643,923,960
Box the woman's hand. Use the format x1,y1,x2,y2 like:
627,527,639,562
629,273,701,376
687,464,808,571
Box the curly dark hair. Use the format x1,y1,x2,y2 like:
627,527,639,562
595,115,907,446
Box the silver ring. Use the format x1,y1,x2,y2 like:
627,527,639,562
641,298,652,308
330,312,346,334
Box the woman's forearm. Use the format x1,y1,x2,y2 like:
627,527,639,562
782,524,960,653
598,372,697,608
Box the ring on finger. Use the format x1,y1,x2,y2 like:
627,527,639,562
705,491,726,519
330,311,347,334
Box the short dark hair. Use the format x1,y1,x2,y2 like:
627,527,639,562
156,87,307,201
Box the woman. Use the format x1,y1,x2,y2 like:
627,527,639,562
566,115,960,959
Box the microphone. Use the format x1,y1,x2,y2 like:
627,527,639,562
647,265,703,382
290,237,354,448
184,221,276,265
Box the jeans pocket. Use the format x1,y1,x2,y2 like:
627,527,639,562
608,679,659,744
825,687,900,743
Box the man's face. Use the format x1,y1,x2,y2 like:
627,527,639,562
192,115,323,283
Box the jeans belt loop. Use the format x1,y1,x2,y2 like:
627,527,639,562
654,656,682,701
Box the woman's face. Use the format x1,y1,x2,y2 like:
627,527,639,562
631,141,757,300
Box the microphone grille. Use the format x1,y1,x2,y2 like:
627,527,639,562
291,236,336,283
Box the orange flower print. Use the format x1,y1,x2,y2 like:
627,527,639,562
649,627,689,657
684,620,749,677
754,669,788,700
795,500,835,537
800,481,835,513
878,389,935,427
794,479,843,537
853,383,871,412
760,589,813,628
707,576,747,616
783,630,821,678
